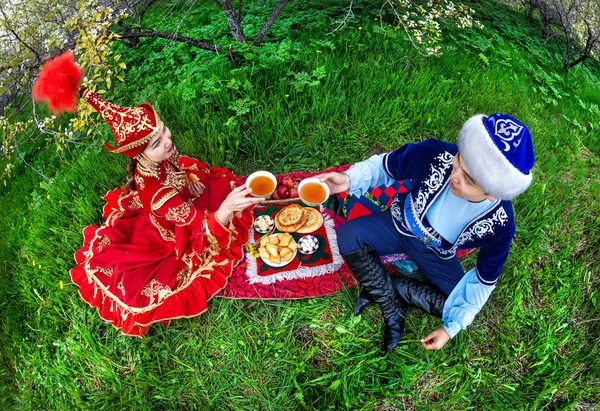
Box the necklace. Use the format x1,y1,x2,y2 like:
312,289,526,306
136,150,187,191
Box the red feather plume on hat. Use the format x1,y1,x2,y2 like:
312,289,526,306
32,52,83,114
32,51,161,158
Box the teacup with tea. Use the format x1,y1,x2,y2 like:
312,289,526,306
298,177,330,206
246,171,277,198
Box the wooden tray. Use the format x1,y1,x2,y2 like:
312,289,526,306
259,197,303,206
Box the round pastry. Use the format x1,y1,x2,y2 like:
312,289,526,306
275,204,308,233
297,207,323,233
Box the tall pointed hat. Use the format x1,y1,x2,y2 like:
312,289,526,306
32,51,161,158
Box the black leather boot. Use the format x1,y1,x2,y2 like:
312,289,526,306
353,288,371,316
342,248,409,351
392,275,447,318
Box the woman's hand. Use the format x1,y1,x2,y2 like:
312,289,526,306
215,185,262,225
421,327,450,350
317,172,351,195
189,181,205,196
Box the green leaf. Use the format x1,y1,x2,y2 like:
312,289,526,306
478,53,489,66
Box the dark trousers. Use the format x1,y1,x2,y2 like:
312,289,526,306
337,209,464,296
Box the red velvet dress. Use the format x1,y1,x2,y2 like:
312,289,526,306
70,151,253,336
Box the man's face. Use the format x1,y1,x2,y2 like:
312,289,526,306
449,152,496,202
142,123,173,162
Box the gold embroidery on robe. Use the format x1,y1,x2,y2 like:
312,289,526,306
97,235,111,252
165,202,191,224
128,195,143,209
149,214,175,242
141,279,172,304
97,266,114,277
151,188,179,211
134,175,145,190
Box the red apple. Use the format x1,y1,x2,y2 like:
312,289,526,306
276,185,290,199
292,179,300,189
289,187,299,198
281,175,294,189
271,190,280,200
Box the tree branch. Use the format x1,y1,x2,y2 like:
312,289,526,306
0,3,43,64
252,0,289,46
220,0,246,42
328,0,354,35
567,53,588,70
115,29,223,51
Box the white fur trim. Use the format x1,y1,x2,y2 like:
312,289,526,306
458,114,532,200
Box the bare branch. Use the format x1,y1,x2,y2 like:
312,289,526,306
327,0,355,35
0,3,43,64
252,0,289,46
114,29,223,51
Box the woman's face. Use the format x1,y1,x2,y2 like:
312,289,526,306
449,152,496,202
142,123,173,162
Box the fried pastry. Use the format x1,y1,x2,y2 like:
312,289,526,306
266,244,279,258
256,234,298,265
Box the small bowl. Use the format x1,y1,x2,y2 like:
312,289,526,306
298,235,320,255
298,177,330,207
246,171,277,198
254,215,275,234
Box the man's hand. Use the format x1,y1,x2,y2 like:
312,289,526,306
316,172,351,195
421,327,450,350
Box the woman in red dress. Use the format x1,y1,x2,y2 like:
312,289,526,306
33,53,261,336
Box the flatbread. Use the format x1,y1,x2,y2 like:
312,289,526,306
297,207,323,233
275,204,305,225
275,204,307,232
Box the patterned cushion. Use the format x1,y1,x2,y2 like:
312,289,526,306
338,180,411,220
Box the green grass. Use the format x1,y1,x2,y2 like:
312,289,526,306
1,0,599,408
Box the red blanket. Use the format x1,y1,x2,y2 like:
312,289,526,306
218,167,472,299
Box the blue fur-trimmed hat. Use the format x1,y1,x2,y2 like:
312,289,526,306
458,113,534,200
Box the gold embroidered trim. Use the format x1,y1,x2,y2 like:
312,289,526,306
82,88,162,152
112,119,160,154
96,235,111,252
79,213,238,318
136,152,160,177
165,202,191,224
151,188,179,211
128,195,143,209
168,147,182,164
97,266,114,277
134,174,146,190
141,279,173,304
163,162,187,191
203,210,222,255
149,213,175,242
